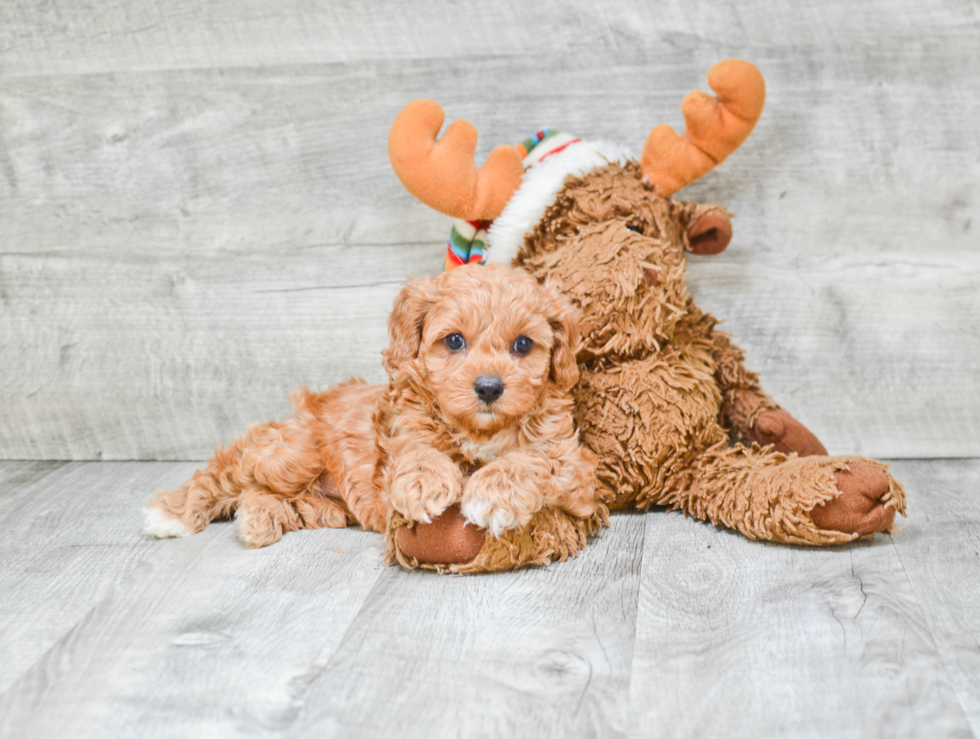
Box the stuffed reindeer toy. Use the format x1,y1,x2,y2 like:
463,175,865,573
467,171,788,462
385,59,906,571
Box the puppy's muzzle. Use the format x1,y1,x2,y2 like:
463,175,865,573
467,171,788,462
473,375,504,404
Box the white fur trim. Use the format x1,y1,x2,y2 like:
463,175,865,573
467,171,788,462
143,506,191,538
485,140,635,266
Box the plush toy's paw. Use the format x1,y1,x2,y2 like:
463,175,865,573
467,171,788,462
387,455,462,524
461,465,544,537
809,462,897,537
394,503,487,565
752,409,828,456
387,504,609,573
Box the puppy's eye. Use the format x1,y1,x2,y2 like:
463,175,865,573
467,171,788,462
626,222,644,234
444,333,466,351
512,336,533,356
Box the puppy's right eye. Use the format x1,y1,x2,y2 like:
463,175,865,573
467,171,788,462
444,334,466,351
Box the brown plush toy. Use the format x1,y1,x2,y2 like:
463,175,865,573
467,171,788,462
386,60,906,571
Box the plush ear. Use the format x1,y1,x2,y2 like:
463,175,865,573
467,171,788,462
543,284,581,392
383,277,441,378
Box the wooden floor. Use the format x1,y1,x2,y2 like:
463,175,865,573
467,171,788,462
0,458,976,738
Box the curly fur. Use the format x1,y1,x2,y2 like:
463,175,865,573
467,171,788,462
145,265,597,548
515,162,906,544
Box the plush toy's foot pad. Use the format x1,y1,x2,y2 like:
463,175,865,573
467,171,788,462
394,504,487,565
752,409,828,457
810,462,897,537
387,505,609,574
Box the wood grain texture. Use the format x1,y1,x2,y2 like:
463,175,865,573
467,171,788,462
0,459,977,737
888,459,980,737
0,461,387,737
627,508,974,738
0,0,621,77
0,1,975,76
288,512,646,739
1,244,411,460
0,461,66,508
1,0,978,460
0,462,198,694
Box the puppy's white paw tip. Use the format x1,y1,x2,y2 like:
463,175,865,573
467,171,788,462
461,498,522,538
460,500,490,528
143,507,191,538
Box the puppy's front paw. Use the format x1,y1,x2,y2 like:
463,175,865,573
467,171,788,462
461,464,543,537
388,453,462,524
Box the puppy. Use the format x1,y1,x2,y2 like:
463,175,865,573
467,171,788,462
145,264,598,548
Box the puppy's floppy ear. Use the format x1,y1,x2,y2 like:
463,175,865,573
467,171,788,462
542,282,581,392
384,276,441,377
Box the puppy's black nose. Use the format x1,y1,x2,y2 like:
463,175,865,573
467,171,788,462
473,375,504,404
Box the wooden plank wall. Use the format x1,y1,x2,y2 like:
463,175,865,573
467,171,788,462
1,1,978,460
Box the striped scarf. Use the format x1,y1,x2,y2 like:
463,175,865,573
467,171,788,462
443,128,581,271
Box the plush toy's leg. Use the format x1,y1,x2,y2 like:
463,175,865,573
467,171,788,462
145,416,348,546
751,409,828,456
386,503,608,574
670,442,906,545
710,329,828,456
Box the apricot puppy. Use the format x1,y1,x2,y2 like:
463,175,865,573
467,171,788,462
145,264,597,548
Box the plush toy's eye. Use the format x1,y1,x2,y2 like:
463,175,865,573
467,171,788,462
445,334,466,351
512,336,533,356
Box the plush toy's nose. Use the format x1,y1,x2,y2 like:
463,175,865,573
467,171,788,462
687,212,732,255
473,376,504,404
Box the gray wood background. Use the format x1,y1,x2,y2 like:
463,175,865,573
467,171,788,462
2,0,978,461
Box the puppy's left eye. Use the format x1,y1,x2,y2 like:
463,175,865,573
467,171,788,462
512,336,533,356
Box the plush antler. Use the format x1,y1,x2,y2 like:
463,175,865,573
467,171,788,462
640,59,766,197
388,100,525,221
